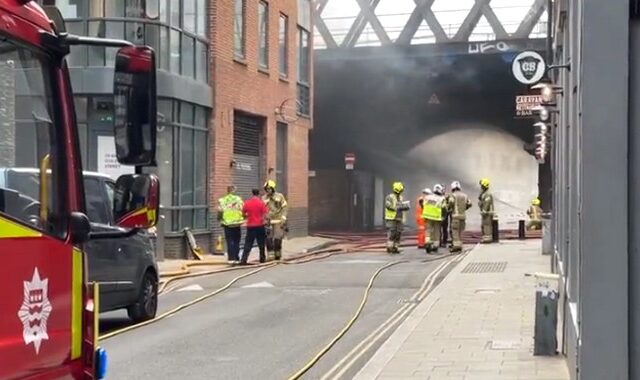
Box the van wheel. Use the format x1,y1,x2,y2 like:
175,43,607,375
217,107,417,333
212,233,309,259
127,271,158,323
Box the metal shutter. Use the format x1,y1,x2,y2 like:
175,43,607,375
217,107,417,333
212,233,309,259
233,116,262,199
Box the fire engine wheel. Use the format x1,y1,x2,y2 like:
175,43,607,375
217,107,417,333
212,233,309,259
128,271,158,323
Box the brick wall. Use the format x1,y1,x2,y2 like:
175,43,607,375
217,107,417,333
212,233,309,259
209,0,311,242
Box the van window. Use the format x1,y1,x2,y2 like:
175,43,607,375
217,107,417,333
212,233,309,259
84,178,110,225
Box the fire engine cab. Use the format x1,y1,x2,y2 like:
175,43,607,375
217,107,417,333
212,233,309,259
0,1,160,379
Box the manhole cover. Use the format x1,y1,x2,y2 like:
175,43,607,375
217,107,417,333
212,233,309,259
462,262,507,274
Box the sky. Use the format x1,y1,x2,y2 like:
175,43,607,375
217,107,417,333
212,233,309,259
315,0,548,47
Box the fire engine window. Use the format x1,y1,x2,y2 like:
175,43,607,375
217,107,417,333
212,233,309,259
84,178,110,225
0,40,64,238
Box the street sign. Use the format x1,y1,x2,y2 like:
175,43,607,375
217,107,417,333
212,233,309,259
345,152,355,170
512,51,546,85
428,93,440,104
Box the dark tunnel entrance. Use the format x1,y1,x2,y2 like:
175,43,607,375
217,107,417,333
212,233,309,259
309,41,551,232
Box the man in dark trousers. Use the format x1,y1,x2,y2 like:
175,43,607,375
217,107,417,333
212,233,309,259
218,185,244,264
240,188,269,264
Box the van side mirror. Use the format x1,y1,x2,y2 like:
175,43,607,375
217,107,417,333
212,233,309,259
113,46,157,166
112,174,160,229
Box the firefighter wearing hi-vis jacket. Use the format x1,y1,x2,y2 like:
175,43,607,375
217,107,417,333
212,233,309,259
263,180,288,260
423,184,446,254
385,182,410,254
446,181,472,253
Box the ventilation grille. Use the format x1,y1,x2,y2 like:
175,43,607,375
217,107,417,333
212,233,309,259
461,262,507,274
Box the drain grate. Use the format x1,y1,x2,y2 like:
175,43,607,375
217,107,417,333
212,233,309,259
461,261,507,274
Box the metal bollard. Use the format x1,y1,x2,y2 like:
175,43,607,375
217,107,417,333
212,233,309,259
492,218,499,243
527,272,560,356
518,220,526,240
155,215,165,261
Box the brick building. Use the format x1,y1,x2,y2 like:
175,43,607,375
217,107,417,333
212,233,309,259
209,0,313,243
46,0,312,259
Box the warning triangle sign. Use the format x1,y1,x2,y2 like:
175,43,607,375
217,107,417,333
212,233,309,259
428,93,440,104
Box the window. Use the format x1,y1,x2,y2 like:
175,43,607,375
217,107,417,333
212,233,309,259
1,41,66,238
56,0,87,18
276,123,288,196
170,0,181,26
181,34,195,78
156,99,209,232
84,178,110,225
183,0,196,33
297,0,311,30
258,1,269,69
196,40,208,81
297,27,311,116
279,14,289,76
234,0,246,59
170,29,181,73
196,0,207,37
105,0,125,17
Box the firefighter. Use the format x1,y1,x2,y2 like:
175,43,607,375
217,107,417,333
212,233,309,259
478,178,495,244
423,184,446,254
217,185,245,264
263,180,288,260
416,188,431,248
385,182,410,254
440,184,452,248
527,198,543,230
447,181,472,253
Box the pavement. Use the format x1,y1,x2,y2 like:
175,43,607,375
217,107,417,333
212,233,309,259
100,247,455,380
157,235,337,276
354,240,570,380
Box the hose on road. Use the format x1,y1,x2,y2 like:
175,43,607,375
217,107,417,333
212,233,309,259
286,260,407,380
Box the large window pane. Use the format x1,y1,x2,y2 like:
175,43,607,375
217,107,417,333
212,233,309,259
106,22,125,66
56,0,87,18
180,128,194,206
90,0,104,17
180,209,193,229
145,24,160,67
234,0,245,58
126,22,144,45
145,0,159,19
297,27,310,84
195,106,207,128
195,41,208,82
183,0,196,33
180,103,194,125
158,99,173,123
195,208,207,230
194,130,207,205
105,0,125,17
160,26,170,70
297,0,311,30
279,14,288,76
125,0,144,17
157,124,173,208
197,0,207,37
181,34,195,78
170,0,181,27
159,0,169,23
170,29,180,73
258,1,269,69
88,21,106,66
66,21,86,67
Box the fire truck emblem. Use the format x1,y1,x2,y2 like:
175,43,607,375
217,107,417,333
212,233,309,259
17,268,52,354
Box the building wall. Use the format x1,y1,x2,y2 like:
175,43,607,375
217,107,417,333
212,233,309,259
209,0,312,238
551,0,630,378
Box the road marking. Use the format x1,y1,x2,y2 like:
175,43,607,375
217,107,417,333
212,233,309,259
328,260,388,264
176,284,204,292
242,281,275,288
322,256,460,380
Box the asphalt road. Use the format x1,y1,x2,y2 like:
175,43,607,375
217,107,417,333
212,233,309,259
100,247,461,380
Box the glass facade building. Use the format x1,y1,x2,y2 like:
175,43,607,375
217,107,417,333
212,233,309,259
46,0,212,234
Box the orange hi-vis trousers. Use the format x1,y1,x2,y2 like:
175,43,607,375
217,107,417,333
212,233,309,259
416,199,426,248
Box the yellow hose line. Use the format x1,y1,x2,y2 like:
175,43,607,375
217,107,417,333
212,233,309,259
286,260,407,380
99,264,277,341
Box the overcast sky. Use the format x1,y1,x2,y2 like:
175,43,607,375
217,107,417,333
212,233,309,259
316,0,547,46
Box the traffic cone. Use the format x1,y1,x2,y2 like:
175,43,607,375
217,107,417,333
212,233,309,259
215,235,224,253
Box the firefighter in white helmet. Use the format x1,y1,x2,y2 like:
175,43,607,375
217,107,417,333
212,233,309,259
422,184,446,254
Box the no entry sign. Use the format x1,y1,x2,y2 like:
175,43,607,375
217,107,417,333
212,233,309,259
345,153,355,170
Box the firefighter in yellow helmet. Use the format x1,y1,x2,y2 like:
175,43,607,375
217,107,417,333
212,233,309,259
478,178,495,243
527,198,543,230
422,184,446,254
263,180,288,260
385,182,410,254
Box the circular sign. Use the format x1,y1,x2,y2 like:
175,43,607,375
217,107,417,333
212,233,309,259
512,51,546,85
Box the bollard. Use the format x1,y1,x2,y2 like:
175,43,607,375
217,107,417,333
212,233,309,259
155,215,165,261
518,220,526,240
528,272,560,356
492,218,499,243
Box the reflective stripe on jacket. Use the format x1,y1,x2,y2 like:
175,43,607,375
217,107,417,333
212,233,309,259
422,194,444,221
385,193,405,222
